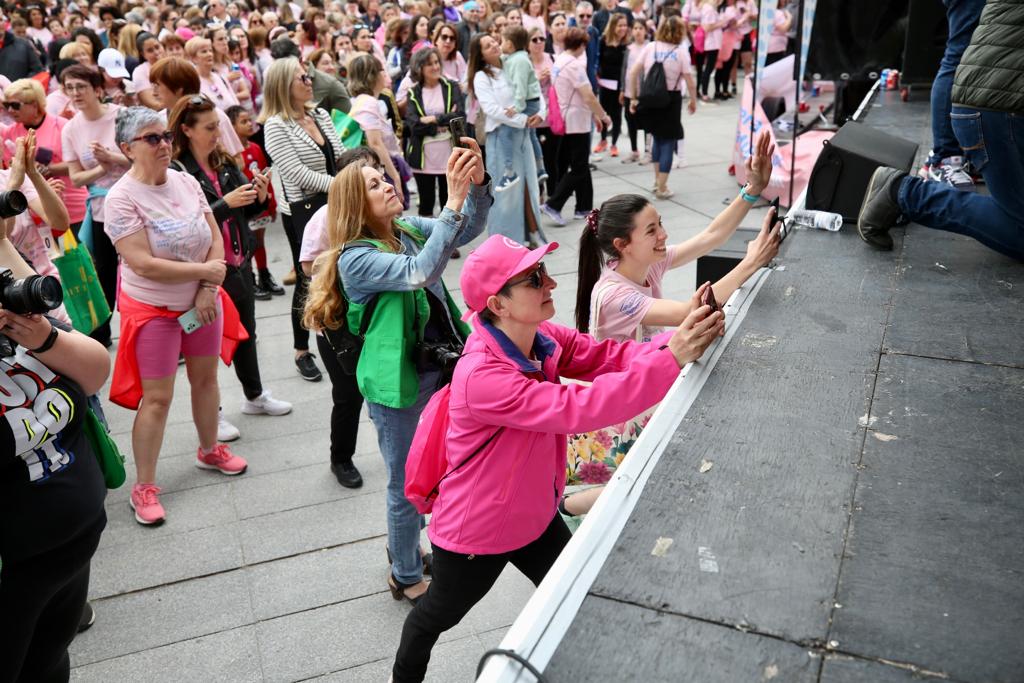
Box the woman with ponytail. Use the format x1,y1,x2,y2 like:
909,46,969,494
563,130,780,513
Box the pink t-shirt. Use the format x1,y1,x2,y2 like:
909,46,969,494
1,114,88,224
60,105,125,224
442,52,468,85
768,9,790,54
46,90,75,119
351,94,401,156
419,83,454,175
553,52,591,135
299,204,329,266
590,245,682,343
701,4,723,51
132,60,153,94
156,107,243,157
522,13,546,36
623,42,646,98
104,170,214,310
200,71,240,110
639,41,691,92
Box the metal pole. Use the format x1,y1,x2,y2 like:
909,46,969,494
788,0,804,207
749,0,763,157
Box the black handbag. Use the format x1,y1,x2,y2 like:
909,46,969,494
322,294,379,375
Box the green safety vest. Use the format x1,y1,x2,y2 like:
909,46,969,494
345,220,470,409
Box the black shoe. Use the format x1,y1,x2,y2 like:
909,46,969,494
857,166,906,251
77,601,96,634
252,278,273,301
295,353,323,382
259,269,286,296
331,461,363,488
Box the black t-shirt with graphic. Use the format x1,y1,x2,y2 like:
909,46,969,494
0,343,107,564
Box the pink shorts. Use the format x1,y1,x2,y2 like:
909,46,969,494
135,312,224,379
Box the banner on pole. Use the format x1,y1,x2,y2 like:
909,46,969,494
798,0,818,85
754,3,776,84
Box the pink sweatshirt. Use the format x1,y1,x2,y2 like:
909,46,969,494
428,318,679,555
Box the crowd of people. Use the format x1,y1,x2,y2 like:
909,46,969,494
0,0,806,680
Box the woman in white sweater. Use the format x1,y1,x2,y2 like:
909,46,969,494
260,56,345,383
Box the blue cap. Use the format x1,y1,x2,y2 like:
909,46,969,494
463,1,480,10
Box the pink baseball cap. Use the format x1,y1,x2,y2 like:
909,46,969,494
459,235,558,321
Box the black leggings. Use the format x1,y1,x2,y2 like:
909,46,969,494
392,513,572,682
546,132,593,213
624,105,640,153
598,86,623,145
221,263,263,400
315,334,364,466
715,49,738,95
413,173,448,217
537,127,560,195
281,213,311,353
0,518,103,683
698,48,718,97
84,220,117,346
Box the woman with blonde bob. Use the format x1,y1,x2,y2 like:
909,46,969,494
262,56,345,383
303,138,492,606
185,36,239,110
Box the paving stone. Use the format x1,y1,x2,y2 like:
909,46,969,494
90,523,244,599
70,571,254,666
70,625,262,683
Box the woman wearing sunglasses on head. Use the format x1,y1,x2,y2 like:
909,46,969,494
103,106,251,527
302,138,491,608
169,95,293,441
389,233,725,682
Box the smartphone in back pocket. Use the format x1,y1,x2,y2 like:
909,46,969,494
178,307,203,334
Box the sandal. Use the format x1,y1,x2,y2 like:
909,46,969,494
387,546,433,575
388,572,426,606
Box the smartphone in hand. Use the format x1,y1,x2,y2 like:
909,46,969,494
178,307,203,334
700,285,720,314
448,117,467,149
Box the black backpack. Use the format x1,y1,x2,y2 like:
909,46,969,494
638,55,670,110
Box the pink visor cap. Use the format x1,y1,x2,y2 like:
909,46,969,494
459,235,559,321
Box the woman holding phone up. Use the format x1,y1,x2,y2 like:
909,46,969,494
104,106,250,527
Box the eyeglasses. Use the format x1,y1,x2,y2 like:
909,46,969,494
189,95,211,106
438,34,455,41
577,13,592,18
530,36,545,43
2,101,23,111
506,262,549,290
63,83,92,93
131,131,174,147
298,73,312,84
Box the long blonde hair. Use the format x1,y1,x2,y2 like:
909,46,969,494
258,57,312,123
303,162,377,332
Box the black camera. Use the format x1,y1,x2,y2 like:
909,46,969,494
0,268,64,315
0,190,28,219
414,339,463,372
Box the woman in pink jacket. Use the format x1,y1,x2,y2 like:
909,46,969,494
390,234,724,682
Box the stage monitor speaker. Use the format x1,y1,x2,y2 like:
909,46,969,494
806,122,918,222
696,228,761,288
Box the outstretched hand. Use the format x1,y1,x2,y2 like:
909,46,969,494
745,130,775,195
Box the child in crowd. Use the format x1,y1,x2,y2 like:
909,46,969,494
227,104,284,300
496,26,548,192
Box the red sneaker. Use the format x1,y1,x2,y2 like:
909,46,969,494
610,145,619,157
130,483,166,526
196,444,248,475
592,140,608,153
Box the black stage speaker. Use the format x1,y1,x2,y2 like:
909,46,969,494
806,122,918,222
696,228,761,288
902,0,948,85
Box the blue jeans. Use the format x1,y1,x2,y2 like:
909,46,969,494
367,368,442,584
898,107,1024,262
928,0,986,164
651,136,675,173
494,99,545,177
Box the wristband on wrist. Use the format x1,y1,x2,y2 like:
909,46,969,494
30,325,59,354
740,188,760,203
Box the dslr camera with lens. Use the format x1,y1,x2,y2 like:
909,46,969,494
0,190,28,219
0,268,64,315
413,339,464,379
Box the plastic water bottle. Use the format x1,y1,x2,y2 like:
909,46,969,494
788,209,843,232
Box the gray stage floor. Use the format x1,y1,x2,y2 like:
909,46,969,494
543,95,1024,681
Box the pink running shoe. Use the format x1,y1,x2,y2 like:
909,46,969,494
130,483,166,526
196,444,248,475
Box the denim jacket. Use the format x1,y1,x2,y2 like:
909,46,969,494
338,176,493,308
